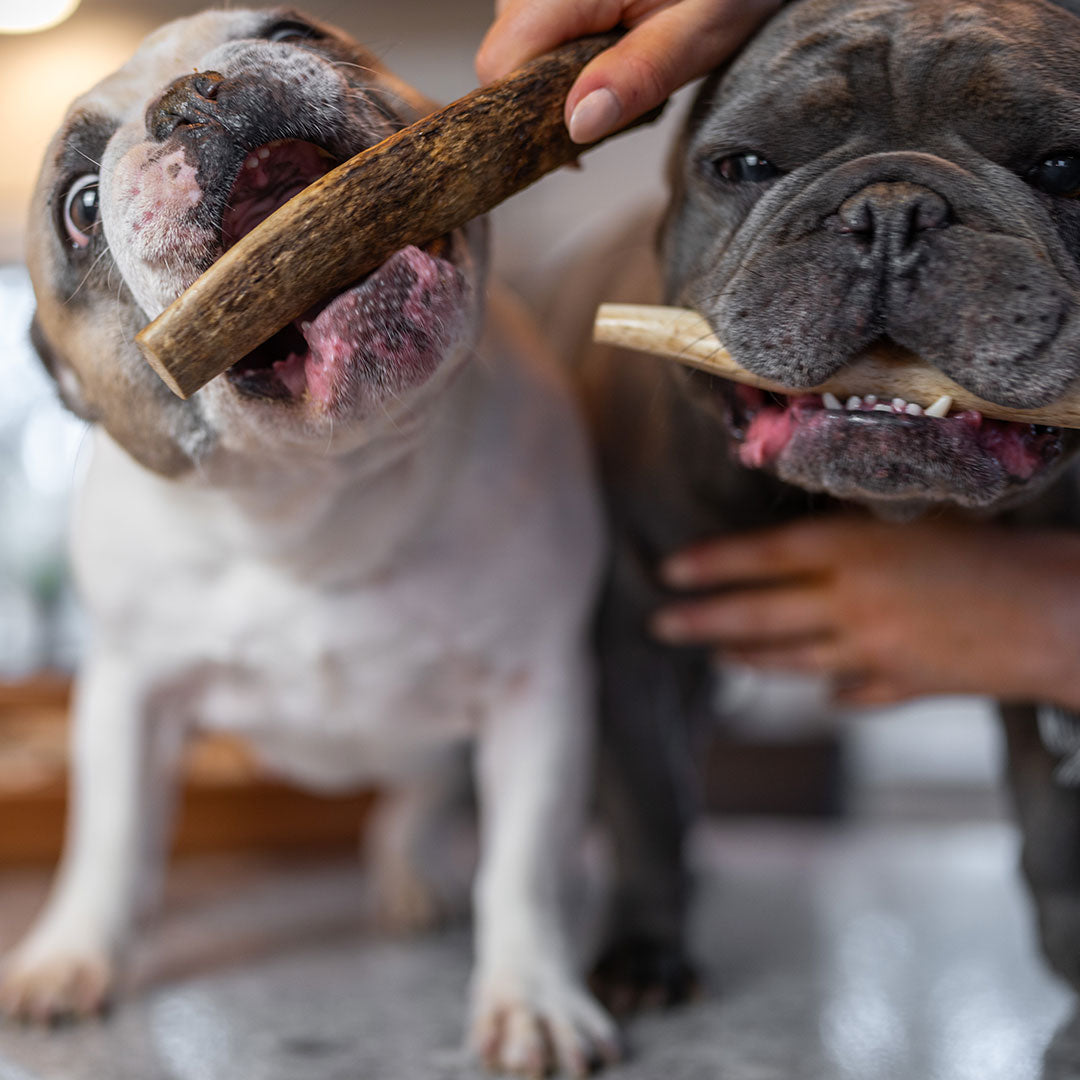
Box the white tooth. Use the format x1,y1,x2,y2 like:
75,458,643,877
892,397,906,410
301,321,312,333
905,402,923,416
822,392,842,410
245,155,258,169
864,394,878,406
258,147,271,159
846,396,862,410
924,394,953,418
873,403,892,412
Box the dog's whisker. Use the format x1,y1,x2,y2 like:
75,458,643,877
72,145,102,168
65,245,112,304
114,278,131,345
330,60,383,77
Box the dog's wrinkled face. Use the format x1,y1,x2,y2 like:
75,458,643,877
28,8,484,476
663,0,1080,510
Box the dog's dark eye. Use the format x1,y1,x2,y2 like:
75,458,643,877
62,173,100,249
1026,152,1080,198
264,19,322,43
712,152,781,184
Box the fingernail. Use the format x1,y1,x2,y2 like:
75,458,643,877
661,556,697,587
651,612,686,642
568,87,622,143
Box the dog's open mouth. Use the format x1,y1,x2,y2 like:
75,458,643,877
721,381,1064,502
218,139,465,407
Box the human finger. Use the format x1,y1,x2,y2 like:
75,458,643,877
565,0,781,142
652,583,831,645
476,0,628,84
661,520,839,590
720,636,848,675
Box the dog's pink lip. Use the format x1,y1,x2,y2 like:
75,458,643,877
728,384,1063,482
225,242,463,409
218,141,465,410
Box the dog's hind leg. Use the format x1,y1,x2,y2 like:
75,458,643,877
366,746,472,934
1001,703,1080,988
0,647,183,1022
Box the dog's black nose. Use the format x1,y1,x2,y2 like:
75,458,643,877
146,71,225,141
831,181,950,248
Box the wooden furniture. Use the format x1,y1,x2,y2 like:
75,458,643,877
0,678,374,865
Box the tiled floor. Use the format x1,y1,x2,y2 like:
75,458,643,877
0,818,1076,1080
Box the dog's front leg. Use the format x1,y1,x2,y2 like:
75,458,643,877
0,647,180,1022
470,650,619,1077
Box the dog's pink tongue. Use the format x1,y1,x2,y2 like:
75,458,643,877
739,395,815,467
301,245,467,407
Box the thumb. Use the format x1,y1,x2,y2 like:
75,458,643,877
566,0,781,143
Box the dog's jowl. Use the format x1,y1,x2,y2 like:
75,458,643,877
2,8,616,1073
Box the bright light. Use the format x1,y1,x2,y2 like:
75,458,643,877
0,0,81,34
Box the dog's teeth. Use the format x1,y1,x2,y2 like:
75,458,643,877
258,147,271,160
301,320,312,333
244,154,259,169
905,402,923,416
822,392,842,410
892,397,907,411
846,396,862,410
873,403,892,412
864,394,878,406
924,394,953,418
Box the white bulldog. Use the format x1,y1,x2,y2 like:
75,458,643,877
1,8,615,1075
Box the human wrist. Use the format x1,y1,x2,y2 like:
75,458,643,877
1020,532,1080,710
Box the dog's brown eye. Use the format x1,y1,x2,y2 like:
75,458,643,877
713,152,781,184
62,173,100,249
264,19,321,42
1027,152,1080,198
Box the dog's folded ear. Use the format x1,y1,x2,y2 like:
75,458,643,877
29,315,96,423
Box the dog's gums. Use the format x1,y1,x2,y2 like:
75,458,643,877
220,139,465,407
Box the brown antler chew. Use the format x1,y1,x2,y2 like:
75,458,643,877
137,34,655,399
594,303,1080,428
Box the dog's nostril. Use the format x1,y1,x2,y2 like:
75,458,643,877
836,200,873,234
193,72,223,100
146,70,226,141
833,182,951,246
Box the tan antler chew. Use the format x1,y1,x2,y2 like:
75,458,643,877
137,34,656,399
594,303,1080,428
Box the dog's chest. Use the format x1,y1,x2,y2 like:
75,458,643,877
180,556,497,745
73,432,534,773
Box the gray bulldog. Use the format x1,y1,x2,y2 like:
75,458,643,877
574,0,1080,1004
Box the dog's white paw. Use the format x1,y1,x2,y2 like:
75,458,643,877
0,938,115,1023
469,971,621,1077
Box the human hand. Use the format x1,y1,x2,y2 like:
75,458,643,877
651,516,1080,709
476,0,782,144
